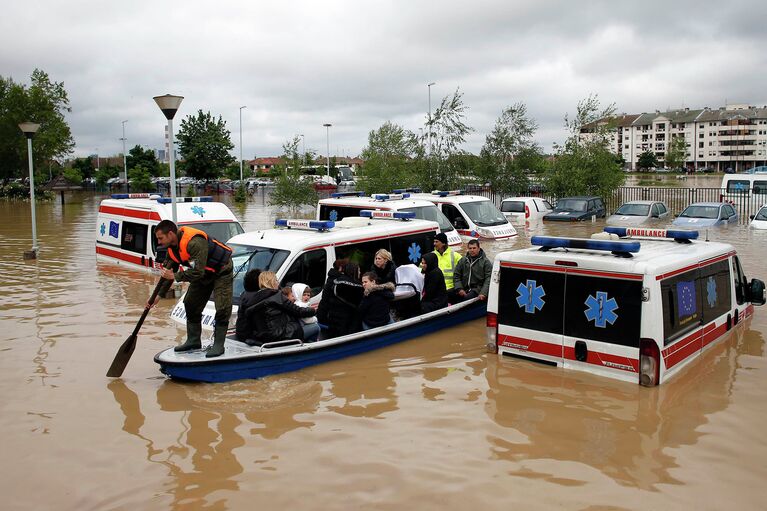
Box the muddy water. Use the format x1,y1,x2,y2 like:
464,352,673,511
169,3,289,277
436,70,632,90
1,191,766,510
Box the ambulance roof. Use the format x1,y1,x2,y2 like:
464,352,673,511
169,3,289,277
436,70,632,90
410,192,492,205
497,237,734,278
227,217,439,252
317,195,441,210
99,197,239,224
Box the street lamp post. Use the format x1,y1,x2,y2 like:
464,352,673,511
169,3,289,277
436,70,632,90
19,122,40,260
323,123,332,179
239,105,246,181
427,82,435,155
300,134,305,167
121,120,128,191
153,94,184,222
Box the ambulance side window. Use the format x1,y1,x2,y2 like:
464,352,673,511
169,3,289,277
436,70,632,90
389,232,435,267
497,268,565,335
150,226,167,263
699,260,731,322
661,268,702,345
121,221,148,255
564,275,642,347
732,256,748,305
318,205,363,221
335,239,390,271
281,249,327,296
442,204,466,229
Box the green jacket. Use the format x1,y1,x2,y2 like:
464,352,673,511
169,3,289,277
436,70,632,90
452,248,492,297
158,236,211,295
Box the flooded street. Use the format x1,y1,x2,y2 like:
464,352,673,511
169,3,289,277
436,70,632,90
1,191,766,510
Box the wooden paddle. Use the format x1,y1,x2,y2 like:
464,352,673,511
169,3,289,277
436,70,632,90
107,280,165,377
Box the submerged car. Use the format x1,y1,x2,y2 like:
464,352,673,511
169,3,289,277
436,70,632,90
543,196,606,222
606,200,670,226
750,204,767,229
672,202,738,227
500,196,553,222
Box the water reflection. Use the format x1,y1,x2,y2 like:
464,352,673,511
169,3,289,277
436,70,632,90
483,319,760,490
325,363,398,418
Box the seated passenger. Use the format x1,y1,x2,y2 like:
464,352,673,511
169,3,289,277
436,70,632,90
251,272,319,344
370,249,396,285
235,269,274,343
359,272,395,330
449,239,493,303
292,283,318,325
317,260,364,338
420,252,448,314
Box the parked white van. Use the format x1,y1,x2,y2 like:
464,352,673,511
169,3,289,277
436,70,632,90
410,191,517,240
720,172,767,207
96,194,243,273
486,227,765,386
500,196,553,222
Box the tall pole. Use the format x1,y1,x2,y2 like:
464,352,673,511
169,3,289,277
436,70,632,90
121,120,128,188
300,134,305,167
427,82,435,155
168,117,177,222
323,123,332,178
26,137,38,257
239,105,246,181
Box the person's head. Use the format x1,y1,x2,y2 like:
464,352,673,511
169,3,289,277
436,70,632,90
243,269,262,292
467,239,481,257
421,252,438,273
433,232,448,253
342,261,360,281
292,283,311,303
361,271,379,290
281,286,295,302
155,220,179,248
332,258,348,271
258,271,279,290
374,249,392,269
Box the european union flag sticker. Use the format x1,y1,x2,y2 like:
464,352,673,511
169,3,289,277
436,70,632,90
677,280,697,317
109,221,119,238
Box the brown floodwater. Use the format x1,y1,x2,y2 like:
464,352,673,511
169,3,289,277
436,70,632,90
1,190,766,510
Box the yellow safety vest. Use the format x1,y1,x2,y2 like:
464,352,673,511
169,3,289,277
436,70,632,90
435,248,462,290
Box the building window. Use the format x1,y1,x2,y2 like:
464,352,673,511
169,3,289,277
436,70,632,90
699,142,704,148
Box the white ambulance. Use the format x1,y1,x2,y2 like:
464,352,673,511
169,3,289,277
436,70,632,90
96,194,244,273
486,227,765,386
410,190,517,240
316,191,462,246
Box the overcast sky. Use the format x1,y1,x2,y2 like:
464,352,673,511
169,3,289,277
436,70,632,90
3,0,766,161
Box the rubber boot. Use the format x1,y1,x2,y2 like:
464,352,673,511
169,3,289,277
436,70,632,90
175,322,202,352
205,324,228,358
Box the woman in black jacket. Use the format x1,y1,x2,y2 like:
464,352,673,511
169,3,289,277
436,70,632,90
359,272,395,329
420,252,448,314
370,249,396,285
236,269,266,342
316,260,364,338
251,273,318,344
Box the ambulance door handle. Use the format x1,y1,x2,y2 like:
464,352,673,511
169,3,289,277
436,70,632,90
726,313,731,331
141,255,146,266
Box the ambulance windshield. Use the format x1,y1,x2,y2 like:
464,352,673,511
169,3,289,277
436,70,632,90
181,221,244,243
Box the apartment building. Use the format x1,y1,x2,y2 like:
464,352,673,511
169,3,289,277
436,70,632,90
582,104,767,171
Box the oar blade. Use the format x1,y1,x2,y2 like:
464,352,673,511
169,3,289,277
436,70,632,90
106,334,138,377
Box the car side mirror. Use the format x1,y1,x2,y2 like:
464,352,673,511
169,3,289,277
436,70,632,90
748,278,766,306
750,214,756,220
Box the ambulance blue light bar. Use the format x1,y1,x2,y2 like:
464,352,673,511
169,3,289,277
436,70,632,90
392,188,422,194
275,219,335,231
432,190,462,197
330,191,365,198
156,196,213,203
372,193,410,201
359,210,416,220
531,236,640,254
110,193,163,199
603,226,699,241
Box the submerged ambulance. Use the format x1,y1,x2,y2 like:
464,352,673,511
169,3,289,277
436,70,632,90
486,227,765,386
409,190,517,240
96,194,244,273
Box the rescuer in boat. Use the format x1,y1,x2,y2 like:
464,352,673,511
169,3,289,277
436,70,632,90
433,232,462,292
147,220,233,358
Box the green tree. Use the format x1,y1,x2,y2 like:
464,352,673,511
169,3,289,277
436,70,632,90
0,69,74,181
270,136,318,213
421,88,473,190
126,145,160,176
62,167,83,185
544,95,625,199
359,121,419,193
176,110,235,181
128,165,154,192
637,150,658,171
664,135,687,170
478,102,541,196
95,163,120,186
70,156,94,180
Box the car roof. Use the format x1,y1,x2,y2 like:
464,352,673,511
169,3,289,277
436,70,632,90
558,196,601,200
686,202,725,207
619,200,661,205
501,196,544,202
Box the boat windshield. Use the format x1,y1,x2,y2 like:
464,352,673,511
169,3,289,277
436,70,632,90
181,221,244,243
460,200,508,227
615,204,650,216
230,244,291,300
679,205,719,219
555,199,587,212
400,206,454,232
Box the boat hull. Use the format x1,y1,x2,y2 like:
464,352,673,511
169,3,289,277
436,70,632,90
154,300,486,382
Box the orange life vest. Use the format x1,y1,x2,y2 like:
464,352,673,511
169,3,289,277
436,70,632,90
167,226,232,273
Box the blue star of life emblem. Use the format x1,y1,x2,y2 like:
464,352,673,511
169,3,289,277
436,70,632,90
706,276,717,308
190,205,206,217
584,291,618,328
100,223,106,236
516,279,545,313
329,209,338,222
408,242,421,263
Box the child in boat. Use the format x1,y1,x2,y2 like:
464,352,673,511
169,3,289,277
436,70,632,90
358,272,395,330
291,283,318,324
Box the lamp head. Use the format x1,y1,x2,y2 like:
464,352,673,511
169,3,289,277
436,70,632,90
153,94,184,120
18,122,40,139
